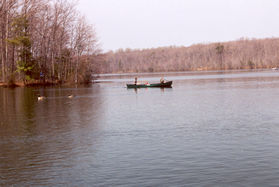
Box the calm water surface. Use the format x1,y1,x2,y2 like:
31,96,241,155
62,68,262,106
1,70,279,186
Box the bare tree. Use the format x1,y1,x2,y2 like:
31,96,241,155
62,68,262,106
0,0,100,85
103,38,279,73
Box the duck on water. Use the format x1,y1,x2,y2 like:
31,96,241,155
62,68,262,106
37,95,46,101
68,94,75,98
37,94,75,100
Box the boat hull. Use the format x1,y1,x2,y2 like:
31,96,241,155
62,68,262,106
127,81,172,88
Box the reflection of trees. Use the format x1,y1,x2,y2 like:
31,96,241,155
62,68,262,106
0,87,36,136
0,85,105,186
22,88,36,135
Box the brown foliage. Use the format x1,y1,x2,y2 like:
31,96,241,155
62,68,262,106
0,0,100,84
103,38,279,73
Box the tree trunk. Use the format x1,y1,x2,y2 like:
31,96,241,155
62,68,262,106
75,54,79,83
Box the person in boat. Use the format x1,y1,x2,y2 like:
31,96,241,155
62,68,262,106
135,77,138,85
160,77,165,83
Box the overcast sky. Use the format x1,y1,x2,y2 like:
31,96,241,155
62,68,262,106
77,0,279,51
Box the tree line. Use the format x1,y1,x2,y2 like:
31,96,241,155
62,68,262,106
0,0,100,85
102,38,279,73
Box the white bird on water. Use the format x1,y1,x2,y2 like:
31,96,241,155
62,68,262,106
68,94,75,98
37,95,46,101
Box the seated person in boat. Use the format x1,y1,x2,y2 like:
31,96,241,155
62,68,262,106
160,77,165,83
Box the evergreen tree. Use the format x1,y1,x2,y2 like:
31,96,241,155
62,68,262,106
8,15,35,83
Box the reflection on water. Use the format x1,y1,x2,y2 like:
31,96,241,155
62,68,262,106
0,85,105,185
130,87,169,94
1,70,279,186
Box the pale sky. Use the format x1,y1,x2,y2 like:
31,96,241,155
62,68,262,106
77,0,279,51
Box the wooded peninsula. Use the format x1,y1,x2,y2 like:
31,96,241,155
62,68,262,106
0,0,100,86
1,0,279,87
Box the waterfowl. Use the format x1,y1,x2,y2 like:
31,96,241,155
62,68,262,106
37,95,46,101
68,94,75,98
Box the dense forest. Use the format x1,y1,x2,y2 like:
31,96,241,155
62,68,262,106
0,0,100,86
102,38,279,73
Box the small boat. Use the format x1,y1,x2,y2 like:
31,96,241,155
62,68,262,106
127,81,172,88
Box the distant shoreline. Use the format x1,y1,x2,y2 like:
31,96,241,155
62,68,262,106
97,68,270,77
103,38,279,74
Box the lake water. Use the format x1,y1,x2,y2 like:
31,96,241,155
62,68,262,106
1,70,279,186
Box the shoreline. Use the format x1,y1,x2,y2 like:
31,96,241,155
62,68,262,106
0,82,59,88
0,81,92,88
1,68,277,88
